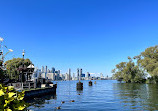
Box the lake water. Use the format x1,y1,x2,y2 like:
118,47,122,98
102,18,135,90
27,80,158,111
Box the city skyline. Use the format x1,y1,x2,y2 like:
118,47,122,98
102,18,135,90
0,0,158,77
37,66,108,81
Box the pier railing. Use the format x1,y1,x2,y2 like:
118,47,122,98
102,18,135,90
10,82,36,90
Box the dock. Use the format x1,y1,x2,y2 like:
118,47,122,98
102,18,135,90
24,84,57,99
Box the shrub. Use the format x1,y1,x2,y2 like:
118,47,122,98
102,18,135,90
0,84,28,111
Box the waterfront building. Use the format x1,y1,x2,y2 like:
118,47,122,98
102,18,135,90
33,68,42,80
72,73,75,80
58,70,60,75
81,73,85,77
41,66,44,73
48,69,51,73
79,68,82,81
52,67,55,73
47,73,55,80
55,71,60,80
41,73,46,78
65,73,69,80
45,66,47,73
77,68,79,80
68,68,71,80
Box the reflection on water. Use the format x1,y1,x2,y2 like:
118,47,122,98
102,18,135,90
26,94,57,110
28,80,158,111
113,83,158,110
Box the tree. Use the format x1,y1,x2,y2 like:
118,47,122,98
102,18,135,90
135,45,158,77
112,57,146,83
4,58,32,81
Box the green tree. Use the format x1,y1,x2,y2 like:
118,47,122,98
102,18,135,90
112,57,146,83
4,58,32,81
135,45,158,77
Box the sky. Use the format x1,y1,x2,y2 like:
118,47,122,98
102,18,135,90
0,0,158,77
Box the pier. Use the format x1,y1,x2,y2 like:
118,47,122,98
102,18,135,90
24,84,57,99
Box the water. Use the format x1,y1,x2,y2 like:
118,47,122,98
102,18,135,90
27,80,158,111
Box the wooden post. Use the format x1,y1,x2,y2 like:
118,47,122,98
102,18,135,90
34,82,36,89
21,82,23,90
29,83,30,90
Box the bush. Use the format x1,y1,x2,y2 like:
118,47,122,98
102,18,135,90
0,84,28,111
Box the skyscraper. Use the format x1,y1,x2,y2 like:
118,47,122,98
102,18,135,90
65,73,69,80
58,70,60,75
73,73,75,80
45,66,47,73
52,67,55,73
42,66,44,73
77,68,79,80
68,68,71,81
79,68,82,81
87,72,89,78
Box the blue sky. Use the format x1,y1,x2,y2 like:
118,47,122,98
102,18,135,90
0,0,158,77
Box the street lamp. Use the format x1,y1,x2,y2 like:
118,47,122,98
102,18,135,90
8,49,13,52
0,37,4,42
22,49,25,59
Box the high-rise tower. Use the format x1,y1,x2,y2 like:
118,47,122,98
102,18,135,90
77,68,79,80
52,67,55,73
42,66,44,73
79,68,82,81
68,68,71,80
45,66,47,73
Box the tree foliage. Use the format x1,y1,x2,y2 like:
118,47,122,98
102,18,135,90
136,45,158,77
4,58,32,81
112,57,146,83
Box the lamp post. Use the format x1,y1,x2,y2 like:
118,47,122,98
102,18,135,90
0,37,13,82
21,50,25,82
20,50,25,89
22,50,25,60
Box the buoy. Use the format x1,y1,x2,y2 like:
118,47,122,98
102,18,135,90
61,101,65,104
89,81,92,86
56,106,61,109
70,100,75,102
77,81,83,90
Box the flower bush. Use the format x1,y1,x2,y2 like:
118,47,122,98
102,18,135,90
0,84,28,111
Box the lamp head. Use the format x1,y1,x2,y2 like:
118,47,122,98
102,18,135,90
0,37,4,42
8,49,13,52
22,49,25,56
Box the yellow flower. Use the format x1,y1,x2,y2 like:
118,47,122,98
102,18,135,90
18,106,25,110
8,86,14,91
4,108,12,111
0,89,4,96
8,92,16,98
18,96,24,100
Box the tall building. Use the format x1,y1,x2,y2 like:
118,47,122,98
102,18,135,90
87,72,89,78
58,70,60,75
65,73,69,80
47,73,55,80
45,66,47,73
52,67,55,73
73,73,75,80
80,68,82,80
48,69,51,73
41,66,44,73
68,68,71,80
77,68,79,80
